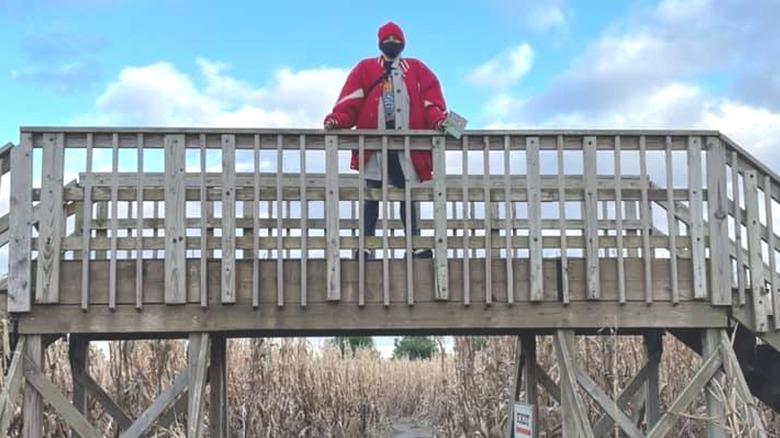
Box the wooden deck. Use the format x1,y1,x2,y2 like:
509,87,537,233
3,128,780,437
4,128,780,337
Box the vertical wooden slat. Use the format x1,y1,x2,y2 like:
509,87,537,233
745,170,769,332
404,136,414,305
765,175,779,327
701,329,725,438
583,136,600,300
80,134,93,311
706,137,730,306
503,136,514,304
557,135,570,304
325,134,341,301
688,136,707,300
433,136,449,301
200,134,209,308
108,133,119,309
252,135,260,308
528,137,543,302
9,133,33,312
614,136,626,304
732,151,746,306
462,136,471,306
36,133,65,304
639,136,653,303
68,336,88,438
164,134,187,304
381,136,390,306
209,335,227,437
299,135,308,308
665,138,680,304
188,333,210,438
135,133,144,309
483,136,493,305
358,135,366,307
221,135,236,304
276,135,284,306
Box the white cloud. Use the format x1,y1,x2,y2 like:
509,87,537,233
467,44,534,90
78,58,348,128
529,6,566,32
656,0,711,22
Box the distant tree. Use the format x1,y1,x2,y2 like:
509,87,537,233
392,336,438,360
327,337,375,357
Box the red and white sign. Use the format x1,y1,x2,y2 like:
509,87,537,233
514,403,534,438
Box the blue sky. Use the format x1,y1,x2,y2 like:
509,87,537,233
3,0,780,169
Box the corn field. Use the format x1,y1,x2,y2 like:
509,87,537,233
1,332,779,436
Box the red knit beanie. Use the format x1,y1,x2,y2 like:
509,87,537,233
378,22,405,50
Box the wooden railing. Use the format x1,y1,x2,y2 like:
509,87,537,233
4,128,780,333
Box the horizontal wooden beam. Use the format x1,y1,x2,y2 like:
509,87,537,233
18,302,727,335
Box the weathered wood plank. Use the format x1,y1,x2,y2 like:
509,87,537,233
23,335,43,438
528,137,543,302
503,136,514,304
9,133,33,312
0,337,27,436
200,133,209,308
164,134,187,304
120,368,188,438
614,136,626,304
222,134,237,304
701,329,726,438
325,135,341,301
554,330,593,437
82,133,94,311
381,137,390,306
574,368,643,438
188,333,210,438
462,136,471,306
18,300,726,335
644,331,662,430
639,137,653,304
558,135,570,304
706,137,730,306
665,139,680,304
583,136,600,300
209,335,228,437
72,367,132,430
718,330,765,431
357,136,366,306
276,135,284,307
765,174,778,326
299,135,308,307
25,367,99,437
535,362,561,403
504,336,523,438
732,151,746,305
483,136,493,305
136,133,145,309
69,336,89,437
433,136,449,300
688,136,707,300
744,170,769,332
404,136,414,305
108,133,119,309
645,347,722,438
36,133,65,304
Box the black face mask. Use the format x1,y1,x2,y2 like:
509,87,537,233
380,41,403,59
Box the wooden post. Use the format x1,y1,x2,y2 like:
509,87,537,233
644,331,662,430
528,137,543,302
36,132,65,304
503,136,515,304
706,137,731,305
745,170,769,332
325,135,341,301
505,337,524,438
69,336,89,438
688,136,707,300
554,330,593,437
23,335,43,438
188,333,210,438
9,133,33,312
522,335,538,438
557,136,570,304
583,136,600,300
209,335,228,437
702,329,726,437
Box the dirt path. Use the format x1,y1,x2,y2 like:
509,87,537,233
389,419,434,437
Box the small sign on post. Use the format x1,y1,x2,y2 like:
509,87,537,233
442,111,467,139
513,403,534,438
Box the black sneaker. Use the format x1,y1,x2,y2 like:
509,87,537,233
354,249,374,261
411,249,433,259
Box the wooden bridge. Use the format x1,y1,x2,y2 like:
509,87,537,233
0,127,778,436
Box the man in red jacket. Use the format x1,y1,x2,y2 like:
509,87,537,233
324,21,448,260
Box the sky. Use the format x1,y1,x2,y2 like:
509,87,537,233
2,0,780,170
3,0,780,357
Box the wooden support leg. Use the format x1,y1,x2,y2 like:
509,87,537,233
0,337,27,436
69,336,89,438
522,334,538,438
209,334,228,438
188,333,210,438
23,335,43,438
554,330,593,437
702,329,726,437
643,331,662,430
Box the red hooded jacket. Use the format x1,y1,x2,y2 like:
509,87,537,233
324,23,447,182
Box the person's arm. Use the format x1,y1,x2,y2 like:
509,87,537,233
324,62,367,129
417,62,447,130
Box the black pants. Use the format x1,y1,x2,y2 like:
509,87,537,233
364,151,419,237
